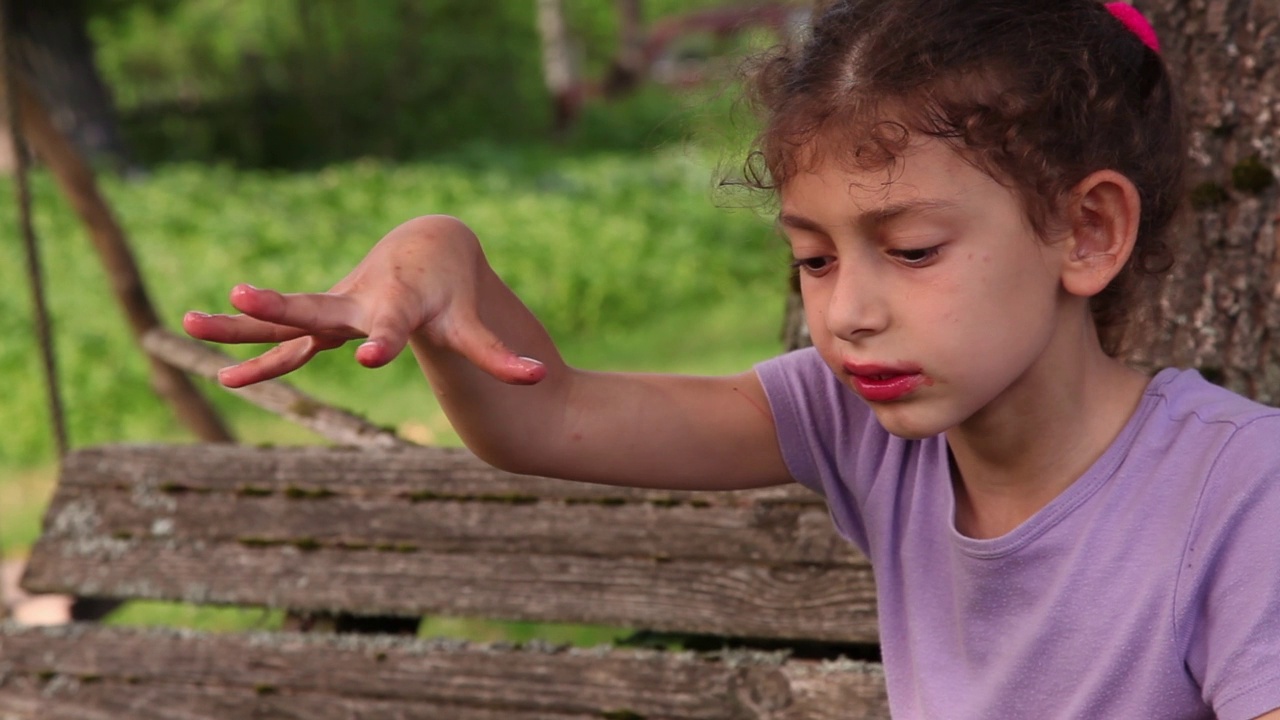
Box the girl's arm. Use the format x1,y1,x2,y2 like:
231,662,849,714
184,215,790,491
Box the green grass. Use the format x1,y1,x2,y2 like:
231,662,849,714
0,142,787,477
102,601,631,648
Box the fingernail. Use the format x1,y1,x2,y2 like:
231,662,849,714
187,311,211,320
517,355,543,366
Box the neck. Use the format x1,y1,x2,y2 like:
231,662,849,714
946,324,1148,539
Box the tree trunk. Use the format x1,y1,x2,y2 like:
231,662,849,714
780,0,1280,405
1135,0,1280,403
0,0,129,173
603,0,645,97
535,0,579,135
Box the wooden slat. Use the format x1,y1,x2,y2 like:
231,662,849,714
0,623,890,720
24,445,878,643
49,444,827,504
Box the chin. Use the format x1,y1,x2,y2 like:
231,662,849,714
869,407,950,441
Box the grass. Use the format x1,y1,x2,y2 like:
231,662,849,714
102,601,633,648
0,140,788,477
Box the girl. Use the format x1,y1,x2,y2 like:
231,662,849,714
185,1,1280,717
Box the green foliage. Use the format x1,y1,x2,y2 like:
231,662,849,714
0,143,786,473
90,0,546,166
86,0,767,167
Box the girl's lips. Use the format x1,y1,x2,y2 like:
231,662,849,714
843,363,926,402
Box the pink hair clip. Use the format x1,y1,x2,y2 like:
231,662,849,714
1105,2,1161,54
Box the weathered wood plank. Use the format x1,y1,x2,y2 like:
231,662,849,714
24,445,878,643
42,483,855,565
23,543,876,643
50,444,826,505
0,623,890,720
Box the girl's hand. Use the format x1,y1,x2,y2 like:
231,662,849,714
183,215,546,388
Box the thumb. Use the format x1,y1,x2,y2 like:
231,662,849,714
355,312,412,369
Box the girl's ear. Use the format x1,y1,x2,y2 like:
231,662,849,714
1059,170,1141,298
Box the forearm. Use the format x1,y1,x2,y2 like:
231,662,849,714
410,262,788,490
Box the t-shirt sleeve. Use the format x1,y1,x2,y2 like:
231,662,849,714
1179,415,1280,720
754,347,886,554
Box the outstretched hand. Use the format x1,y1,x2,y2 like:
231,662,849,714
183,215,547,389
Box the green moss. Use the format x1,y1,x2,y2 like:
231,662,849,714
284,486,336,500
1198,366,1226,386
237,536,286,549
373,542,419,553
79,674,103,684
289,398,322,418
407,490,446,502
292,537,321,552
1231,156,1275,194
236,485,274,497
36,670,56,682
158,483,210,495
1189,181,1230,210
407,490,538,505
111,530,135,540
1210,122,1237,138
566,497,626,507
481,494,538,505
255,684,278,696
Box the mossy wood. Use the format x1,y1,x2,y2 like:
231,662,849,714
0,625,887,720
4,444,889,718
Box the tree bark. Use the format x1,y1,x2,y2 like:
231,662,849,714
0,0,129,173
780,0,1280,405
1135,0,1280,403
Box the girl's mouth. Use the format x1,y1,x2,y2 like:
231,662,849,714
843,363,926,402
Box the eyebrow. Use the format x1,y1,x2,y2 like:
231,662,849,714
778,198,960,233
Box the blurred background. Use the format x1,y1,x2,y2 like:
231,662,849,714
0,0,807,630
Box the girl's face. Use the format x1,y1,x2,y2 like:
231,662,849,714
779,136,1082,439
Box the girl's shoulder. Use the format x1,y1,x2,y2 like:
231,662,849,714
1145,367,1280,438
1140,369,1280,534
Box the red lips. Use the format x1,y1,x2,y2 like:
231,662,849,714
843,362,926,402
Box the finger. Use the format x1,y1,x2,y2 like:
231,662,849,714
228,284,362,336
355,311,412,369
440,313,547,385
183,311,310,344
216,336,333,388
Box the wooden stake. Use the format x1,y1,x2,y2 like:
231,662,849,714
10,71,234,443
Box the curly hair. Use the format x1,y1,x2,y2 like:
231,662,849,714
743,0,1187,355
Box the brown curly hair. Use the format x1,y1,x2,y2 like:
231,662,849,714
743,0,1186,355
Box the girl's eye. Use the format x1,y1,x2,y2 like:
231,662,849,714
889,245,942,267
790,256,834,276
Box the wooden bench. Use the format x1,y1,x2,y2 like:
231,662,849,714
0,444,889,719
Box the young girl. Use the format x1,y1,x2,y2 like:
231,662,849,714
185,1,1280,717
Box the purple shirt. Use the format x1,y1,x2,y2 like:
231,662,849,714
756,348,1280,720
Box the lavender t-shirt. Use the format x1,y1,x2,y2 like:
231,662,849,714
755,348,1280,720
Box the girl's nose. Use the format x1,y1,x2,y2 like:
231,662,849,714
825,264,889,341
